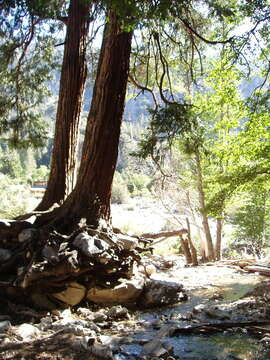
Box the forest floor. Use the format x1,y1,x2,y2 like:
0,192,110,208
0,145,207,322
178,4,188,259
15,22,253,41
1,254,270,360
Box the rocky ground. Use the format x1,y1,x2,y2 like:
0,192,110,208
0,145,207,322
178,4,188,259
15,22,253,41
1,255,270,360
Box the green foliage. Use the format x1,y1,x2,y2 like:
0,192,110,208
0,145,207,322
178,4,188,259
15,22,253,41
0,38,56,147
229,186,270,257
0,174,32,218
112,170,152,202
135,103,194,162
107,0,209,30
0,147,24,178
189,59,247,217
0,0,60,148
0,143,50,184
31,165,49,182
124,171,152,197
205,82,270,215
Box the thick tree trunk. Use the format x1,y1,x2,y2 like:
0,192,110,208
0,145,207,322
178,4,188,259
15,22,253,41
195,149,215,261
36,0,90,211
37,11,133,231
215,217,223,260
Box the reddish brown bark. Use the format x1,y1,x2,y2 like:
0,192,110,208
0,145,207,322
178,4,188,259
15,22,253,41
36,0,90,211
37,11,133,231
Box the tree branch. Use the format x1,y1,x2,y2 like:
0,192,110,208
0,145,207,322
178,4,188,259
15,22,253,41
128,74,158,107
180,18,234,45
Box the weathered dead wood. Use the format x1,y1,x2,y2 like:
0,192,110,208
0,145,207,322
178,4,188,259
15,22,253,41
243,265,270,276
219,260,270,276
247,326,270,335
180,237,192,264
173,320,270,335
220,259,256,268
114,226,153,248
141,229,188,240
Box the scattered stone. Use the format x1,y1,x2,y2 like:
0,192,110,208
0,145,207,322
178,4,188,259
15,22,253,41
52,317,87,329
77,308,108,322
141,339,174,358
107,305,129,320
38,316,53,331
51,315,100,334
92,311,108,322
87,341,114,359
0,320,11,333
192,304,207,314
77,307,93,317
209,292,224,300
52,281,86,306
204,306,231,320
99,334,121,349
59,308,72,319
15,323,40,340
65,324,96,336
73,335,114,359
72,335,97,352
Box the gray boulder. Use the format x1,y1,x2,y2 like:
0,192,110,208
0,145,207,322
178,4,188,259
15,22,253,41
73,233,109,257
138,279,187,308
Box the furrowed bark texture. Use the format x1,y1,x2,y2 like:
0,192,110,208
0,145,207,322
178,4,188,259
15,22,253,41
38,11,133,230
36,0,90,211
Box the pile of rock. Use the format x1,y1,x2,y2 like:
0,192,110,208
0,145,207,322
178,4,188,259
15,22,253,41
0,219,186,310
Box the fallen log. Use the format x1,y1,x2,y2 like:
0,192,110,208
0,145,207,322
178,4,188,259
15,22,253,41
220,259,256,268
140,228,188,240
173,319,270,336
243,265,270,276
